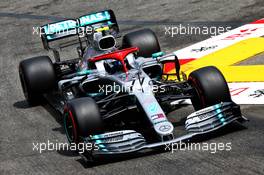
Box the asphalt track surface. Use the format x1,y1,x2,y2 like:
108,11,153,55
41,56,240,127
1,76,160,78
0,0,264,174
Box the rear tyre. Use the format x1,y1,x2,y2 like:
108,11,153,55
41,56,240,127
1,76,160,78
18,56,56,105
122,29,161,57
64,97,103,144
188,66,231,110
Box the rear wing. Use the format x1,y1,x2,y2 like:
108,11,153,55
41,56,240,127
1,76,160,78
40,10,119,50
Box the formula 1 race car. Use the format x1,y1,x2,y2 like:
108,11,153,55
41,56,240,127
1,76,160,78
18,10,246,161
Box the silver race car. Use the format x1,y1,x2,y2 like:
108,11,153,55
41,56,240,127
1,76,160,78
18,10,247,161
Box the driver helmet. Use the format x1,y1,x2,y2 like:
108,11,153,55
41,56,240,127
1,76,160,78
91,31,116,51
81,30,117,71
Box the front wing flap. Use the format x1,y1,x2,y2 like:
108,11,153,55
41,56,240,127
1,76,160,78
185,102,243,133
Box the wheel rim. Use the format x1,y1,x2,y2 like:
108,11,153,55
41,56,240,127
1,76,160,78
64,110,78,144
189,77,206,110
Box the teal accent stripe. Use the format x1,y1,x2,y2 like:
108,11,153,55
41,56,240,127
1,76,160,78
77,70,92,76
98,144,106,148
214,103,226,124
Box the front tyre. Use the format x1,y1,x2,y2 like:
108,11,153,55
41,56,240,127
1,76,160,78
188,66,231,110
64,97,103,144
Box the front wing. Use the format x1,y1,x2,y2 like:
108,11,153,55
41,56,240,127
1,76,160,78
81,102,246,159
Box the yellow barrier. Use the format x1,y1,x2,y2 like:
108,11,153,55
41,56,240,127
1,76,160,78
174,37,264,82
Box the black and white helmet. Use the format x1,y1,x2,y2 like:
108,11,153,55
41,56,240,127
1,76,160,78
92,32,116,51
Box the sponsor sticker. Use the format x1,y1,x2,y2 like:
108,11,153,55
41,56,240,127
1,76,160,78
151,113,165,120
149,103,158,113
79,11,111,26
249,89,264,98
191,45,218,52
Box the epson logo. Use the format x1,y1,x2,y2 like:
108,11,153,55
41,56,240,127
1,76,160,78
198,113,213,120
103,132,124,138
104,136,123,143
195,108,214,115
